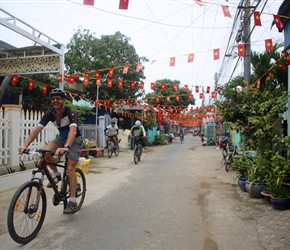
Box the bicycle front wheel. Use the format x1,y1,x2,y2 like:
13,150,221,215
63,168,86,213
7,181,47,244
138,145,142,161
224,154,233,172
108,142,113,158
134,146,139,164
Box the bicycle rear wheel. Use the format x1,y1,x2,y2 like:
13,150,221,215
224,154,233,172
7,181,47,244
138,145,142,161
134,146,139,164
108,142,113,158
63,168,86,213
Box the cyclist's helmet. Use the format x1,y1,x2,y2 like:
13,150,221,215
50,88,67,98
111,118,117,124
135,120,141,126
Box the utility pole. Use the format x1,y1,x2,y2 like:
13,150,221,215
214,73,218,141
243,0,251,86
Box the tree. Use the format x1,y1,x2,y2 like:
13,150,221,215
65,28,148,103
145,79,195,108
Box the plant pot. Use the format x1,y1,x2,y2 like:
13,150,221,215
237,177,247,192
261,191,271,203
245,181,265,198
271,197,290,210
80,149,89,157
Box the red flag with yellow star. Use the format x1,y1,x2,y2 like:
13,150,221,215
28,79,34,90
119,0,129,9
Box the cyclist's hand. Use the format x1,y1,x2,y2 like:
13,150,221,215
18,146,27,154
55,147,68,156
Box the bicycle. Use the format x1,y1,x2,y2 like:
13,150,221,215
224,144,241,172
107,136,120,158
7,149,86,244
132,137,144,165
180,134,184,143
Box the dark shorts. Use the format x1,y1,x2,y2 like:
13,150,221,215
52,135,82,161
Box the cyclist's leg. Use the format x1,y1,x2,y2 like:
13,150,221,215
44,140,59,173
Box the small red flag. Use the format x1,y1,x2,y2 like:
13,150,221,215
166,96,170,102
144,98,148,103
253,11,262,26
257,79,261,89
108,68,114,78
130,81,135,89
267,70,273,81
136,63,142,72
213,49,220,60
265,39,273,52
217,88,221,94
173,84,178,91
107,79,112,88
276,61,287,71
188,94,193,101
123,65,129,74
42,84,48,94
211,92,215,99
119,0,129,9
199,93,203,99
206,86,210,93
176,95,180,102
170,57,175,67
83,77,89,86
285,52,290,65
84,0,94,6
273,15,283,29
59,74,62,83
184,85,189,92
188,53,194,63
118,80,123,88
161,83,166,91
69,76,74,84
140,81,144,89
95,70,100,79
156,97,160,103
96,79,101,85
193,0,205,7
151,82,155,90
195,86,199,93
28,79,34,90
11,74,18,86
221,5,231,18
238,44,245,57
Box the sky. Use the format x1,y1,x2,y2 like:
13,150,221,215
0,0,285,107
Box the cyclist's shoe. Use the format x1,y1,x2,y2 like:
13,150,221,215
104,146,108,149
63,201,77,214
47,174,61,188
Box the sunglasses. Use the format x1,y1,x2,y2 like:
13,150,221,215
51,97,63,101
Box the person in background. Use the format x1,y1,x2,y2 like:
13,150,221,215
104,118,119,149
179,127,184,140
18,88,82,214
129,120,146,147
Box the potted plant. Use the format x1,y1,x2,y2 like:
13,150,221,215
268,185,290,210
232,155,251,192
80,139,90,157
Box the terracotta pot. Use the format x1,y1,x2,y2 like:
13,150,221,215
261,191,271,203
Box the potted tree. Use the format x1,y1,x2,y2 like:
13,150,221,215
80,139,90,157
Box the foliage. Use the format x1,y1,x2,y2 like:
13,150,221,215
232,155,252,179
145,79,195,107
65,101,94,124
65,28,148,102
6,166,15,174
154,134,168,145
82,139,90,149
133,110,157,130
266,185,289,198
19,160,27,171
245,155,270,184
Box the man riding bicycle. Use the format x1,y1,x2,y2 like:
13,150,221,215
18,88,82,214
104,118,119,149
179,127,184,140
129,120,146,147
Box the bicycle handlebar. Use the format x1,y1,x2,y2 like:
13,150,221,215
22,149,56,156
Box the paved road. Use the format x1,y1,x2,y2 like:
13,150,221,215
1,135,290,249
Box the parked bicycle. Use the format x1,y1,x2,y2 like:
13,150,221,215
224,144,241,171
107,136,121,158
7,149,86,244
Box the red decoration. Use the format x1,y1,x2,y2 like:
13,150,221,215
83,77,89,86
28,79,34,90
156,97,160,103
176,95,180,102
118,80,123,88
59,74,62,83
221,5,231,18
84,0,94,6
195,86,199,93
166,96,170,102
187,53,194,63
161,83,166,91
238,44,245,57
107,79,112,88
253,11,262,26
170,57,175,67
69,76,74,84
130,81,135,89
173,84,178,91
140,81,144,89
213,49,220,60
108,68,114,78
265,39,273,52
193,0,205,7
276,61,286,71
188,94,193,101
11,74,18,86
119,0,129,9
95,70,100,79
42,84,48,94
135,63,142,72
206,86,210,93
211,92,215,99
267,70,273,81
257,79,261,89
285,52,290,65
123,65,129,74
199,93,203,99
273,14,283,30
96,79,101,85
151,82,155,90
